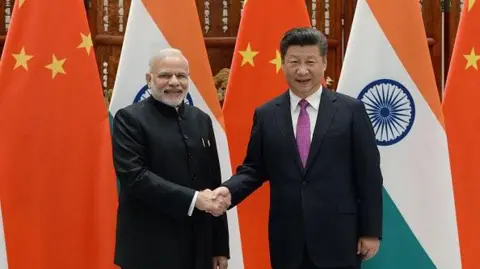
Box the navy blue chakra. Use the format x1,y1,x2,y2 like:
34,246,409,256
133,85,194,105
357,79,415,146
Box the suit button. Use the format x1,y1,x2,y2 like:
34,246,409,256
183,135,188,141
302,181,308,187
192,174,196,180
188,153,193,159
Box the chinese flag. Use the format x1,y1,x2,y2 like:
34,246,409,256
222,0,310,268
442,0,480,268
0,0,117,268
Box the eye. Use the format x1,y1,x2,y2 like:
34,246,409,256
158,73,172,79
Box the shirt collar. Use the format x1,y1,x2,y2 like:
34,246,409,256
289,86,322,112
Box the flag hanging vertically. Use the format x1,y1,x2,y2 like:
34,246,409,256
0,0,118,268
443,1,480,268
337,0,461,268
108,0,244,268
222,0,310,268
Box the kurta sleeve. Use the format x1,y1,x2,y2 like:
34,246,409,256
206,116,230,258
112,108,196,218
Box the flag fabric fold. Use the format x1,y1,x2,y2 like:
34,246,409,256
222,0,310,268
0,0,118,268
337,0,461,268
443,1,480,268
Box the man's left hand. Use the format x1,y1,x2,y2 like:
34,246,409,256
357,236,380,261
213,256,228,269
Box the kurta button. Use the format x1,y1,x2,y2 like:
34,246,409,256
183,135,188,140
302,181,308,187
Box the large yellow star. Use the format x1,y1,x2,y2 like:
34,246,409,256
45,54,67,78
239,43,259,67
12,46,33,71
464,47,480,70
269,50,282,73
468,0,476,11
77,33,93,55
19,0,26,8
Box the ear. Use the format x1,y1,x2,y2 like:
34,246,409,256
145,73,152,88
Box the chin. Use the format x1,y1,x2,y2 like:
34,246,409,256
162,95,186,107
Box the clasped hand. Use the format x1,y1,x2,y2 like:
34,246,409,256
195,187,231,217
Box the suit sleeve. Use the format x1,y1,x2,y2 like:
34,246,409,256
223,109,268,207
112,108,196,218
352,101,383,238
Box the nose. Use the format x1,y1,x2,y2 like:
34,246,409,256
296,65,309,76
168,75,180,86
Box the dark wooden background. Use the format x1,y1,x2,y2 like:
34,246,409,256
0,0,464,103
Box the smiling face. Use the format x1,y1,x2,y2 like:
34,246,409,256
281,45,326,99
146,55,189,107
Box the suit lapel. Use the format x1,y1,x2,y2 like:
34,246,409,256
305,89,338,172
274,91,304,175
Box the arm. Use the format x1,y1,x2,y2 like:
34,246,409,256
112,108,196,218
352,101,383,238
206,116,230,258
223,109,267,207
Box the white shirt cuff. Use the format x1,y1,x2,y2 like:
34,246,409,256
188,191,199,216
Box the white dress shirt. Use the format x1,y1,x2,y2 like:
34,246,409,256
290,86,322,140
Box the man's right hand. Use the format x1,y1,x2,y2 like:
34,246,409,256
195,188,231,216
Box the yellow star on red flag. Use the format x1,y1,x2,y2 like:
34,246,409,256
45,54,67,78
239,43,259,67
19,0,26,8
269,50,282,73
464,47,480,70
77,33,93,55
12,46,33,71
468,0,476,11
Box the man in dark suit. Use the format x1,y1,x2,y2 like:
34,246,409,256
112,48,229,269
211,28,383,269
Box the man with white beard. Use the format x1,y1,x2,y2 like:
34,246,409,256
112,48,230,269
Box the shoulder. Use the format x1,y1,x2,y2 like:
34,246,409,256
327,89,365,112
255,91,288,115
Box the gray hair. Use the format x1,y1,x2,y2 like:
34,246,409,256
148,48,189,72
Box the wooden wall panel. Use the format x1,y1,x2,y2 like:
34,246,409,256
0,0,465,103
421,0,443,95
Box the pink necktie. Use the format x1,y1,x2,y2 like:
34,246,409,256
296,99,310,167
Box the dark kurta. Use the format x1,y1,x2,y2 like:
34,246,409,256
112,96,229,269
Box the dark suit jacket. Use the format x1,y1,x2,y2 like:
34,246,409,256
112,97,229,269
223,89,383,269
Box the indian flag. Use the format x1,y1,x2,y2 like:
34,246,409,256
108,0,244,267
336,0,461,268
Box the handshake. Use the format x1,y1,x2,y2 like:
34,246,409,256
194,186,231,217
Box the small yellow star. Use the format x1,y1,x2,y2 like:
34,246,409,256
464,47,480,70
269,50,282,73
77,33,93,55
239,43,259,67
45,54,67,78
19,0,26,8
12,46,33,71
468,0,476,11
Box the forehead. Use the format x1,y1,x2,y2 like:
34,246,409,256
284,45,321,58
152,56,189,72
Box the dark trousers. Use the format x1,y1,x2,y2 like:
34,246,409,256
299,249,361,269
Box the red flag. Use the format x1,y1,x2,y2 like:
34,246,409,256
442,1,480,268
0,0,118,268
222,0,310,267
